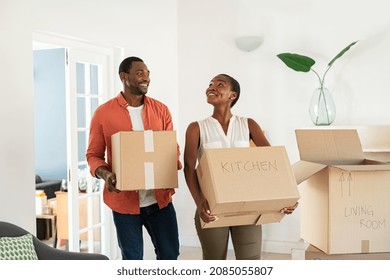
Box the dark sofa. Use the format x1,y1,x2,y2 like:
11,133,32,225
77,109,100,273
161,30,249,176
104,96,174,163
0,221,109,260
35,175,62,199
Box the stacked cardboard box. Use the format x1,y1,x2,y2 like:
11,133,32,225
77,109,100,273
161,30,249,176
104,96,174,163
196,146,300,228
294,129,390,255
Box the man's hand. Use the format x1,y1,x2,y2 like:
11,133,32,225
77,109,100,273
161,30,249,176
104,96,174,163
96,167,120,193
104,172,119,193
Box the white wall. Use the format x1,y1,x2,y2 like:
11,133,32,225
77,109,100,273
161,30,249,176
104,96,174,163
31,0,179,124
176,0,390,252
0,1,35,231
1,0,390,255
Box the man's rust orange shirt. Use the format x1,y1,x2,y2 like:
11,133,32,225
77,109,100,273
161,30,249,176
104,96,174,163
86,93,181,214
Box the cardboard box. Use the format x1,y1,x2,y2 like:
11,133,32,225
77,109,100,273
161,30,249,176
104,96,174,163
196,146,300,228
357,125,390,163
294,129,390,254
111,130,178,191
305,244,390,260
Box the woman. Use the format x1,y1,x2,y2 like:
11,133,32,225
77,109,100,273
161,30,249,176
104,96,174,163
183,74,297,260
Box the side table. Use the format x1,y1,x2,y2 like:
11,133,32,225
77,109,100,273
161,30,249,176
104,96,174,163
36,213,57,247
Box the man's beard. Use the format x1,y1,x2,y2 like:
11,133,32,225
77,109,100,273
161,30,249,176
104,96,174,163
126,81,147,95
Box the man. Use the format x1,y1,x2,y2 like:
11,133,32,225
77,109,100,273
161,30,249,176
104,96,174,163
86,56,181,260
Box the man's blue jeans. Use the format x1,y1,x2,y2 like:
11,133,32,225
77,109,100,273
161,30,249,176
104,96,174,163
112,202,180,260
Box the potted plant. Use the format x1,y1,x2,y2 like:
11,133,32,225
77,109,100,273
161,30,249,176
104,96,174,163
277,41,358,125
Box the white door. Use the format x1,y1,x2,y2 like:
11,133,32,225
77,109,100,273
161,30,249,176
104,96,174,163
33,32,117,258
66,48,110,254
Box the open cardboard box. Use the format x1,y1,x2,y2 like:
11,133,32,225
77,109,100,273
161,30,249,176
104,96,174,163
196,146,300,228
112,130,178,191
294,129,390,254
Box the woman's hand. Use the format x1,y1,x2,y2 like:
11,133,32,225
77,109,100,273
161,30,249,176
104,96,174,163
197,197,218,223
280,202,299,215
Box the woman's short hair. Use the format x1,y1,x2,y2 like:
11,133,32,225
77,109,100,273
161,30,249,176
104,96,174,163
220,74,240,107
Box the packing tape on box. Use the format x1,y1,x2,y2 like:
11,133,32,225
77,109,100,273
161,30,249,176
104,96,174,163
144,162,155,189
144,130,154,152
361,240,369,253
144,131,155,189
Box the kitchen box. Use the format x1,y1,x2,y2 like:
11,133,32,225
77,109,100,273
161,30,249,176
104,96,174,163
196,146,299,228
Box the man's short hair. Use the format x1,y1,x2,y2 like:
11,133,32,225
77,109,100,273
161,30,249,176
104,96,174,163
118,56,144,75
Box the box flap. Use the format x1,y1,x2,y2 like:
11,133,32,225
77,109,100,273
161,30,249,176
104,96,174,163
363,152,390,162
332,164,390,171
256,212,285,225
357,125,390,152
292,160,327,184
200,210,286,228
201,212,261,229
357,126,390,162
295,129,365,164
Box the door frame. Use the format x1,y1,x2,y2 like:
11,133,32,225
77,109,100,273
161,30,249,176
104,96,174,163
33,31,122,259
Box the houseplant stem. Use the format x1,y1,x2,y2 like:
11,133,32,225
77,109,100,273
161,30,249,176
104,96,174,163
311,68,331,125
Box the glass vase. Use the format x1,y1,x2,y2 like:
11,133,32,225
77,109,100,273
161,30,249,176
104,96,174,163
309,86,336,126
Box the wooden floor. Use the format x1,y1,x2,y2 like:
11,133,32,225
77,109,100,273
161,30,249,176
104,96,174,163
42,236,291,260
174,246,291,260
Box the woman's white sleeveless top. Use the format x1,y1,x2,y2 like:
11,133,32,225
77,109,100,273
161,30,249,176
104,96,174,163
197,115,250,159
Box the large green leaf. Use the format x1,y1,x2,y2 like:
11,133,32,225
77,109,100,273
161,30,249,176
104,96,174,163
328,41,358,67
277,53,316,72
